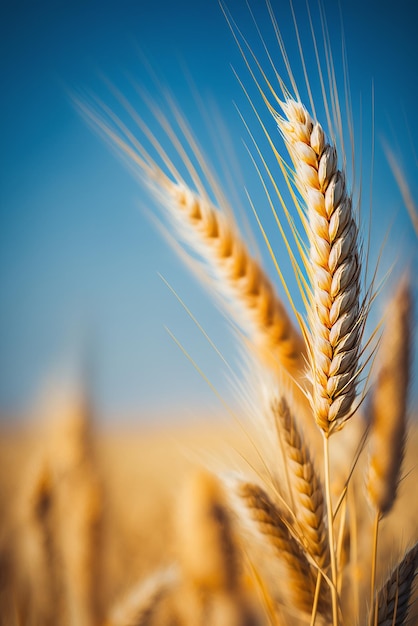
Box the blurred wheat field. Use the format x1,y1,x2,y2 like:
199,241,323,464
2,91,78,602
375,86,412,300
0,406,417,625
0,407,267,622
1,1,418,625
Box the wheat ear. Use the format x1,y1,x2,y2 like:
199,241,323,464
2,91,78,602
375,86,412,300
105,568,177,626
175,470,260,626
372,542,418,626
237,481,330,618
276,98,362,435
81,101,306,384
271,396,328,570
175,468,242,594
167,182,307,377
17,456,57,625
365,277,412,625
366,276,412,516
50,393,104,626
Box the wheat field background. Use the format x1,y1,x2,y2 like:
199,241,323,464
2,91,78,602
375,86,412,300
0,405,417,625
1,1,418,625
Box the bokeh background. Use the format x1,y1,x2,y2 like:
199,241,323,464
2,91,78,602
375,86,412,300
1,0,417,424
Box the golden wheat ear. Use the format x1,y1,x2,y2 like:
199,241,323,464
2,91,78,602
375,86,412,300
371,542,418,626
268,95,368,625
270,395,328,571
234,480,331,621
78,97,307,388
275,98,363,436
164,183,308,381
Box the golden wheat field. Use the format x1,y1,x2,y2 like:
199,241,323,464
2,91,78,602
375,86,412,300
0,402,417,625
1,1,418,625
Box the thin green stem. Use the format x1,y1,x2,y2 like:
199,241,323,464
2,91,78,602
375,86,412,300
323,434,340,626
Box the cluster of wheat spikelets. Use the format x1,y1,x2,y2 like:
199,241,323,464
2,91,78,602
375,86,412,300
1,3,417,626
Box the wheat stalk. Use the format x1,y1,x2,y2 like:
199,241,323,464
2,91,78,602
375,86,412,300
272,96,365,625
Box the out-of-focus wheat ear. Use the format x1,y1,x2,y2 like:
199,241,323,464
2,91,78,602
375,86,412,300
15,454,58,626
104,567,178,626
366,276,412,516
271,396,328,570
175,469,262,626
365,277,412,626
176,469,240,593
371,542,418,626
276,98,363,436
236,481,331,619
49,391,104,626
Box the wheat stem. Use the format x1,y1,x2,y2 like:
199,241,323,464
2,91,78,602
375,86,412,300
323,435,339,626
369,511,380,626
310,572,323,626
336,497,348,595
348,486,360,623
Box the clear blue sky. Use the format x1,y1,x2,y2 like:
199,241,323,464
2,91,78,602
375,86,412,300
1,0,417,422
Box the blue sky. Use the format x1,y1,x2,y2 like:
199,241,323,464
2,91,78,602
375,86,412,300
1,0,417,422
